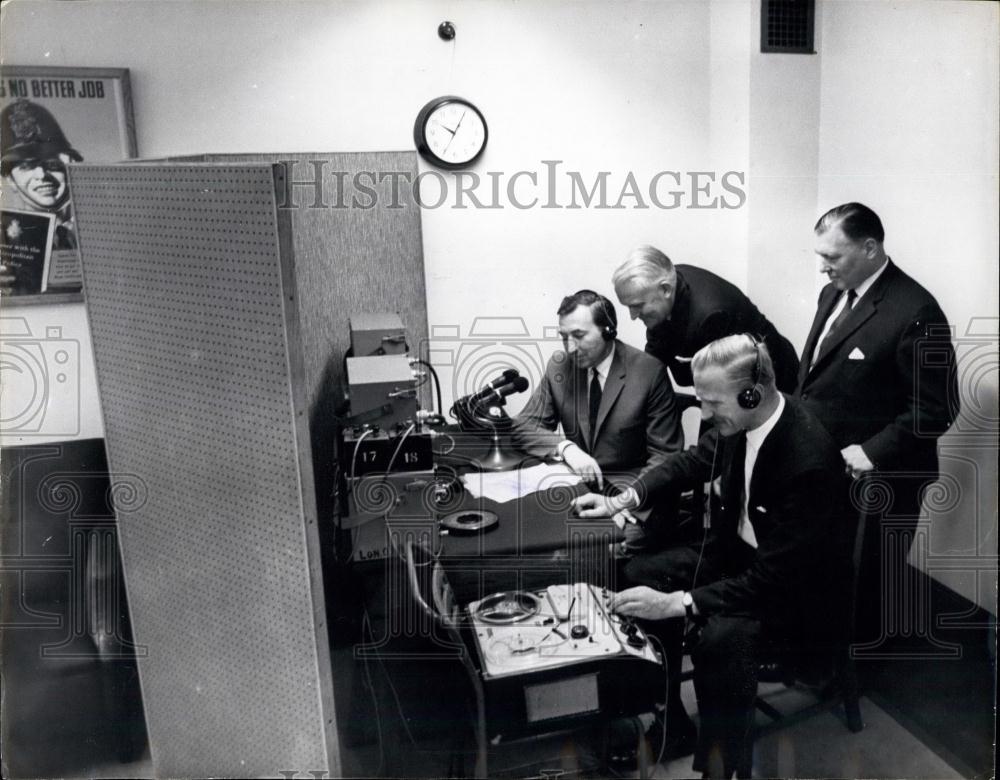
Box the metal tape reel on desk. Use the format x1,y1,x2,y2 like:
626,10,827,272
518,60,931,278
439,508,499,535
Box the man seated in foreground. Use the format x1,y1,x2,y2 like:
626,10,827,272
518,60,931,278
572,335,848,778
512,289,683,551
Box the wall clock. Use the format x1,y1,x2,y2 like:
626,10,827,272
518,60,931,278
413,96,488,170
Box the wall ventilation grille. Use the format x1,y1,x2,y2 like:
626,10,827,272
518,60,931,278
762,0,815,54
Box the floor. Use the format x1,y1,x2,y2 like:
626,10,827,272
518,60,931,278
8,597,987,779
645,683,966,780
68,687,973,780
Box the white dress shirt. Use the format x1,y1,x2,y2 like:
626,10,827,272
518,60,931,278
810,258,890,368
557,343,615,457
739,394,786,548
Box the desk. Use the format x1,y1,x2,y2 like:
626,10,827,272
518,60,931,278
340,452,631,774
381,454,625,604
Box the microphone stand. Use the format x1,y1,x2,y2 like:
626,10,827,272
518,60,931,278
469,399,525,472
478,429,524,472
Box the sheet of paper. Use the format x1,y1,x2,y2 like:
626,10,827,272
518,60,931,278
461,462,582,503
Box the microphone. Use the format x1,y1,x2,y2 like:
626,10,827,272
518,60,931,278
466,369,521,404
474,375,529,405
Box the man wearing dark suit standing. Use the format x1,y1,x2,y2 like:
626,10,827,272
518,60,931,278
512,290,683,548
795,202,958,644
612,246,800,393
572,336,847,778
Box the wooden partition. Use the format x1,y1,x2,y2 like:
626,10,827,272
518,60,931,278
69,153,427,777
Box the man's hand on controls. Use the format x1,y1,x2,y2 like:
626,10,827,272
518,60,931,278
841,444,875,479
562,442,604,489
571,486,638,519
609,586,685,621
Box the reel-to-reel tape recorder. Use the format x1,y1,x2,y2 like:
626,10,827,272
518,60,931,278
465,583,664,730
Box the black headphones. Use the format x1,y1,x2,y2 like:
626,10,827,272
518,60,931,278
591,291,618,342
736,335,763,410
564,289,618,341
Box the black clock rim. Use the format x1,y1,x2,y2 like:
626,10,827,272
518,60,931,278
414,95,489,170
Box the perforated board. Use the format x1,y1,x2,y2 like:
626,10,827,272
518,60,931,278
167,152,429,523
171,152,428,407
69,163,338,777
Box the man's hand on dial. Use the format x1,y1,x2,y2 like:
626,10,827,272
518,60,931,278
609,586,685,621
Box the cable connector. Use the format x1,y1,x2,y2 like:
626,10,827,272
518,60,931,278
416,409,446,426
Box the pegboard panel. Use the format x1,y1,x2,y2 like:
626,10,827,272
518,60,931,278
175,152,428,520
68,163,338,778
181,152,428,409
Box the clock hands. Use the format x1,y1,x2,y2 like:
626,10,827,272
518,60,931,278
433,119,457,136
442,110,468,154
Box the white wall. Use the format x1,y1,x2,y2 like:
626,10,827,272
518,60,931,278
817,0,999,332
1,0,759,437
747,0,822,353
816,0,999,614
2,0,997,611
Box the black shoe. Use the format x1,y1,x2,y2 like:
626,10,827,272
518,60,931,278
757,660,795,685
645,711,698,762
606,713,697,769
607,715,645,767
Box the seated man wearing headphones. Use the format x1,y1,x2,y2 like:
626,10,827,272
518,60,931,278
512,289,684,551
572,335,848,777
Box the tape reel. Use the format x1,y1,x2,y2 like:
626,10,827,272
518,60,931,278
474,591,542,624
439,509,499,534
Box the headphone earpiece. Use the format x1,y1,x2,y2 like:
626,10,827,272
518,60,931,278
737,386,761,410
736,336,763,409
589,290,617,341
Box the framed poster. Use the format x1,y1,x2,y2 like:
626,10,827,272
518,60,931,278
0,66,137,305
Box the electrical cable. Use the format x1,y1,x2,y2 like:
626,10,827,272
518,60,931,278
359,608,386,776
412,358,442,416
646,632,671,775
384,422,416,478
450,395,512,435
689,429,721,602
347,427,374,499
433,431,456,456
364,606,419,747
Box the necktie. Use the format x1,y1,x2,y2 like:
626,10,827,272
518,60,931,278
588,369,602,448
739,438,758,548
817,288,857,357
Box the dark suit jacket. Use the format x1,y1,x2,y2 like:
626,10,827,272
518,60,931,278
633,397,846,622
794,260,958,481
512,340,683,478
646,265,800,392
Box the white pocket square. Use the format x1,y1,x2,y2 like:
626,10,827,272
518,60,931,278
848,347,866,360
755,506,767,513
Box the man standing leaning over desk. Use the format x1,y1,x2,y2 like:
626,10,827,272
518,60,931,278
612,245,800,394
796,202,958,644
572,335,848,778
512,289,684,551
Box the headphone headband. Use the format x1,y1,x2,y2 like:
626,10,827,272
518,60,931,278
737,335,762,409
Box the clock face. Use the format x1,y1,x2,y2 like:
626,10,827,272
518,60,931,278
415,97,488,169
